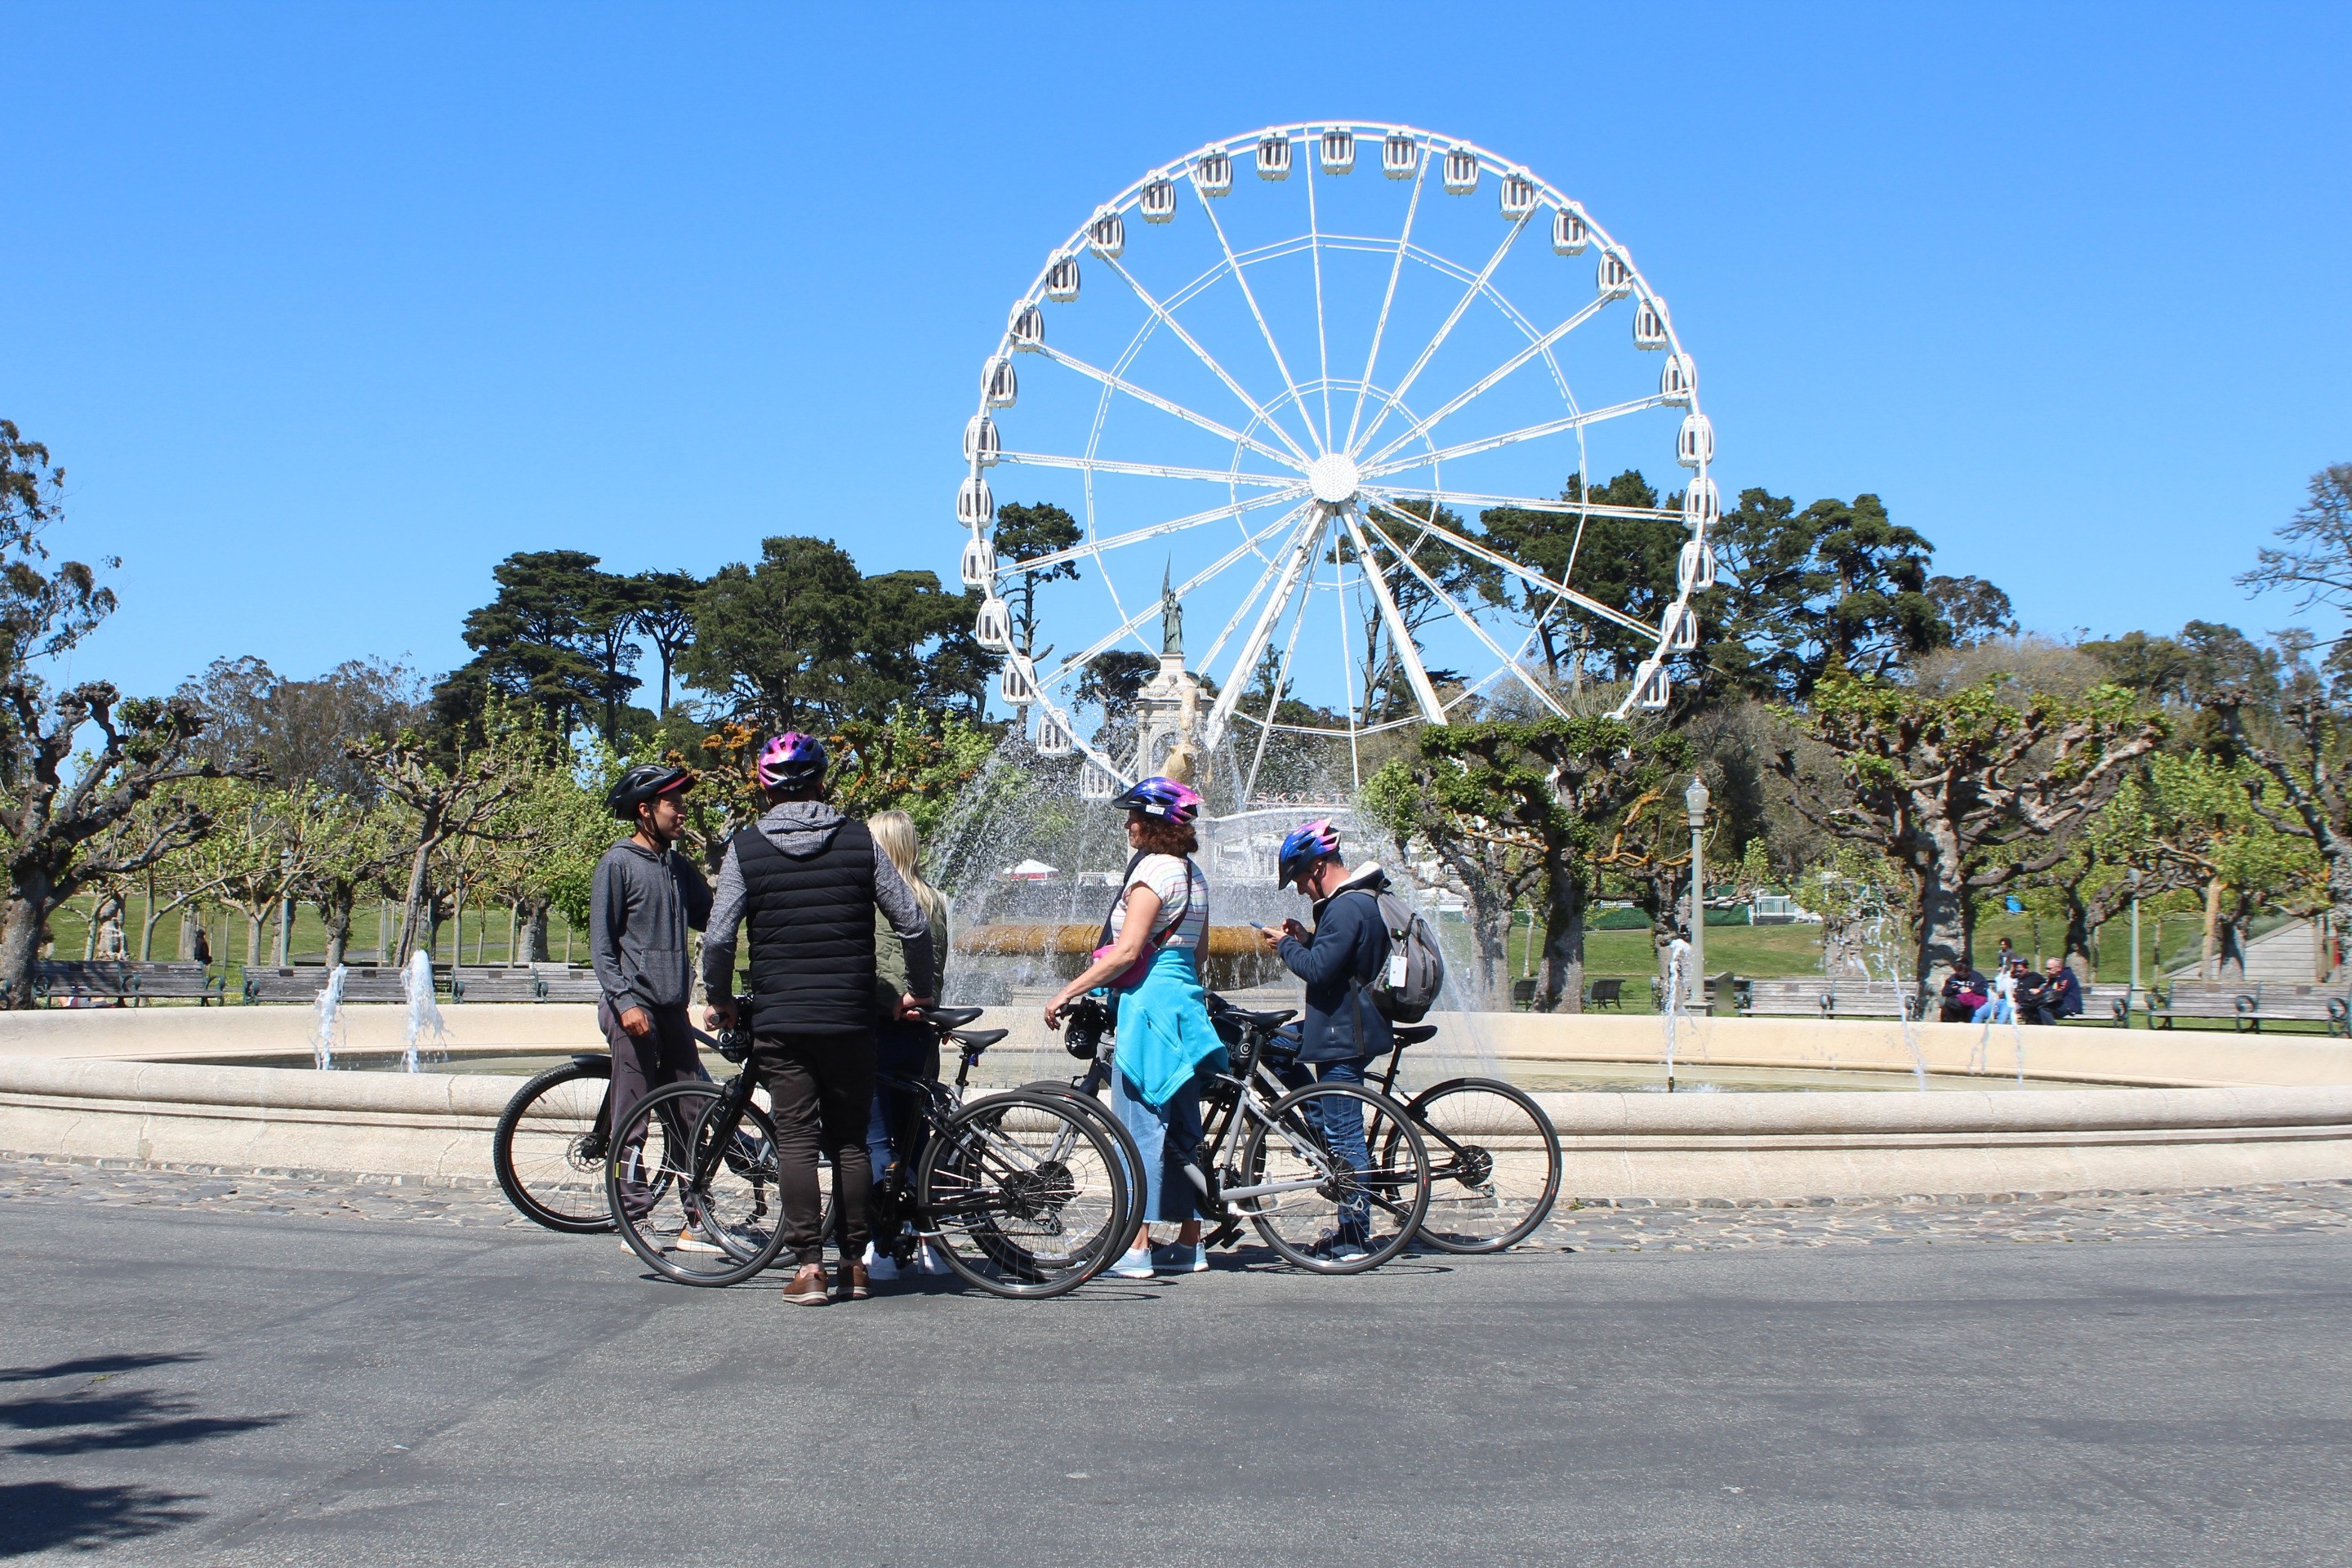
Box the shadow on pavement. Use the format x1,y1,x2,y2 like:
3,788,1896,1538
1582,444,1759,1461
0,1351,293,1458
0,1481,204,1557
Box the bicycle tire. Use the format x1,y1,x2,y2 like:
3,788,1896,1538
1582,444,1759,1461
607,1081,791,1287
493,1058,617,1233
1390,1077,1561,1253
1236,1082,1429,1275
1022,1080,1143,1253
917,1088,1128,1298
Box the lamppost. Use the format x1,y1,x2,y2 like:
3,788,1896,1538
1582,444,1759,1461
2128,866,2144,1010
1684,776,1709,1009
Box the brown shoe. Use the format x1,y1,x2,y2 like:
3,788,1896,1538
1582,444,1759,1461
835,1261,871,1302
782,1263,829,1306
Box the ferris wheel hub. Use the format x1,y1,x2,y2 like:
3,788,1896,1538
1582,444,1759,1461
1306,452,1361,506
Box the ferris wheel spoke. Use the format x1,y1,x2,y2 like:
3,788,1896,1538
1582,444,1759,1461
1362,495,1656,641
1009,489,1309,576
1199,510,1329,752
1099,252,1319,467
999,450,1301,488
1360,295,1612,470
1194,506,1325,675
1361,393,1674,479
1356,507,1571,720
1349,212,1533,461
1192,182,1324,458
1400,487,1686,524
1030,342,1303,473
1305,154,1333,449
1239,562,1317,812
1338,510,1449,725
1343,149,1429,453
1040,504,1312,693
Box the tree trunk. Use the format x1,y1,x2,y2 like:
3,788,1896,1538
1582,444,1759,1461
1911,828,1970,995
0,875,56,1008
2200,875,2224,982
177,904,199,960
394,841,434,965
517,898,551,964
244,914,263,967
1537,862,1586,1013
318,887,357,971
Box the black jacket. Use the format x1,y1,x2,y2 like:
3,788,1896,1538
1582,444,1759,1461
1275,863,1395,1065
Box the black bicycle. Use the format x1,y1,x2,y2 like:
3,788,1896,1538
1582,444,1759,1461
1180,993,1432,1274
606,1008,1134,1297
1365,1024,1561,1253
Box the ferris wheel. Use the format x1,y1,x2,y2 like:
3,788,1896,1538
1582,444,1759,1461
955,122,1717,812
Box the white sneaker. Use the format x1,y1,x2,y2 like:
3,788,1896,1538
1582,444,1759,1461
1106,1245,1156,1281
863,1242,902,1282
915,1242,951,1276
1152,1241,1209,1274
675,1226,724,1255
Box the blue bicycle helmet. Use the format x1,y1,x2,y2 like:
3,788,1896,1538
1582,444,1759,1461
1107,775,1202,825
1277,818,1343,888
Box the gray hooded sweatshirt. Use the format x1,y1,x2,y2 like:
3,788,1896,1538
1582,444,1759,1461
701,800,936,1007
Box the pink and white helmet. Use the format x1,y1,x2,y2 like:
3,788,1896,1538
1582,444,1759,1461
756,732,827,788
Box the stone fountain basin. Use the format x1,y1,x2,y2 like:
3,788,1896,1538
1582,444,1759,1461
2,1005,2348,1200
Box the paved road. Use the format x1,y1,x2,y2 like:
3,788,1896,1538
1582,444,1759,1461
5,1198,2348,1566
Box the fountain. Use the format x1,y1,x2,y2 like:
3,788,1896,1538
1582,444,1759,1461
401,948,447,1073
310,964,349,1070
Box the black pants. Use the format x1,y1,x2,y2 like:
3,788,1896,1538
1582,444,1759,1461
756,1030,876,1267
599,999,705,1223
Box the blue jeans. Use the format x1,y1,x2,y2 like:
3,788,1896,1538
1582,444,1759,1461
1111,1063,1209,1225
864,1024,938,1196
1971,998,2014,1025
1279,1056,1371,1240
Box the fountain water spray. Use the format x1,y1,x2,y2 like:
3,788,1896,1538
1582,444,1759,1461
310,964,348,1070
401,949,447,1073
1660,936,1690,1093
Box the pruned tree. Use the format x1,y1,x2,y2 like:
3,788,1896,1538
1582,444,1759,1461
1372,716,1686,1012
0,421,247,1002
345,711,536,964
1777,670,2165,993
1361,760,1544,1010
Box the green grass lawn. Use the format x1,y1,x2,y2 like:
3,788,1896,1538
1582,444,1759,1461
42,895,587,976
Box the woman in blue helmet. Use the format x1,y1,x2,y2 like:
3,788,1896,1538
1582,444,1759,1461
1044,775,1225,1279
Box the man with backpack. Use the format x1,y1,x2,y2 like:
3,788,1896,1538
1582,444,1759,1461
1259,819,1439,1260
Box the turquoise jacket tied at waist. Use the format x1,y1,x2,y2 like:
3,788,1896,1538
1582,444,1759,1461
1111,945,1227,1109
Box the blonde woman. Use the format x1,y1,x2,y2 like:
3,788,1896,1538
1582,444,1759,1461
865,808,950,1280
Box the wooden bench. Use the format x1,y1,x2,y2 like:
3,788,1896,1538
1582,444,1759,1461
2048,982,2133,1027
1742,979,1832,1019
532,964,603,1003
2237,982,2350,1036
452,966,546,1003
2145,982,2256,1030
36,960,225,1006
1586,978,1625,1010
243,964,452,1004
1825,981,1917,1020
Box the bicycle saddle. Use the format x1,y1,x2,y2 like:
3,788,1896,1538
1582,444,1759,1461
1393,1024,1439,1047
950,1027,1009,1052
925,1006,986,1030
1225,1005,1298,1031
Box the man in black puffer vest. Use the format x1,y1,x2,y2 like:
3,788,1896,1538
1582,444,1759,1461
703,733,936,1305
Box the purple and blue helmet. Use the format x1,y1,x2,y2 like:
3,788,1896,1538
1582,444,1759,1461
756,732,828,789
1277,819,1343,888
1107,775,1202,826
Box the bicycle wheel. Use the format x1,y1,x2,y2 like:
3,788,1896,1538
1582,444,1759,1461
1022,1080,1142,1254
606,1081,791,1286
493,1058,616,1233
1236,1083,1429,1274
1391,1078,1561,1253
918,1088,1128,1298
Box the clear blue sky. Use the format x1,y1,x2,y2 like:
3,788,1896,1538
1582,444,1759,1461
7,2,2346,701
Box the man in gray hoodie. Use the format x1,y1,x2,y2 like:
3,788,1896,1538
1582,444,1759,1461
702,733,934,1305
592,764,715,1233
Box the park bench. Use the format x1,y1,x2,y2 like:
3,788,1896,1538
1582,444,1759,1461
2048,982,2134,1027
2144,981,2256,1031
1646,972,1742,1014
1742,978,1832,1018
242,964,452,1004
2235,981,2351,1036
452,966,545,1003
34,960,225,1007
1824,980,1917,1021
532,963,603,1003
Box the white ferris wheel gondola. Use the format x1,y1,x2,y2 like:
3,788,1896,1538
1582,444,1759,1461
952,122,1718,813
